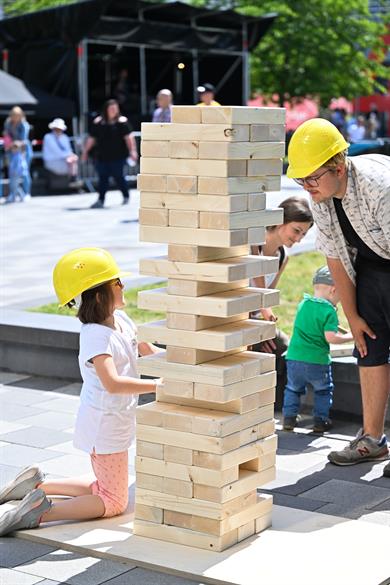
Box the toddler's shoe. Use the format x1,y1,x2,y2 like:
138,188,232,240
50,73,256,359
283,416,297,431
0,465,44,504
313,418,333,433
0,489,51,536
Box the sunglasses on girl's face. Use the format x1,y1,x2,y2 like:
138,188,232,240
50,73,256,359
109,278,124,288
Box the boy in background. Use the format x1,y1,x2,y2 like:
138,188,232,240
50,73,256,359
283,266,353,433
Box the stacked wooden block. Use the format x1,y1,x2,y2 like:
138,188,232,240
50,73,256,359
134,105,286,552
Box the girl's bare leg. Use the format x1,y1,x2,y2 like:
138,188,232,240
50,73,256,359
39,474,95,497
42,495,105,522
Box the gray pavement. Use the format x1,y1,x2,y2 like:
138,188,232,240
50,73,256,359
1,178,317,309
1,371,389,584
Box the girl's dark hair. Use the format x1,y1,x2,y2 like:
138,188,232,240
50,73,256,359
77,282,114,324
268,196,313,230
102,99,120,123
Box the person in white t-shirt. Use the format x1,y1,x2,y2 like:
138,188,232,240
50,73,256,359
0,248,162,536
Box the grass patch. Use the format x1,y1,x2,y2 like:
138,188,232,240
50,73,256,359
31,251,348,334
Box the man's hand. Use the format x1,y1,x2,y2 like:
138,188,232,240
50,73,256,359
349,315,376,358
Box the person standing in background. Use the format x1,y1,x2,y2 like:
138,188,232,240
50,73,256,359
152,89,173,123
196,83,221,106
81,99,138,209
3,106,32,202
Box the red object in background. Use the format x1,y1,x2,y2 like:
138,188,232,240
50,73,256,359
247,94,319,131
329,97,353,114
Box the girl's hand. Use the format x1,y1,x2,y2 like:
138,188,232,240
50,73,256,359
260,308,278,322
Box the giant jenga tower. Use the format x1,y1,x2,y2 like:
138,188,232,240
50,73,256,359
133,106,285,551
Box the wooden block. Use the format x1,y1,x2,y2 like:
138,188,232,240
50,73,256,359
160,379,194,398
137,400,274,438
194,375,276,402
199,209,284,230
248,192,266,211
255,511,272,533
140,141,169,158
168,209,199,228
138,287,278,317
247,159,283,176
140,255,278,284
164,445,193,465
140,157,247,178
138,319,276,352
138,208,168,226
250,124,285,142
200,106,286,125
166,175,197,193
157,386,275,415
167,244,249,263
135,487,257,520
238,520,255,542
133,518,238,552
139,225,265,248
134,503,163,523
163,477,193,498
171,105,202,124
136,456,238,487
167,279,248,297
193,467,275,503
140,192,249,212
240,451,276,472
166,312,249,331
137,350,274,386
141,122,250,142
193,434,278,471
137,173,166,192
169,141,199,159
198,141,285,160
136,440,164,460
165,346,244,365
198,175,281,194
137,472,163,492
330,343,355,358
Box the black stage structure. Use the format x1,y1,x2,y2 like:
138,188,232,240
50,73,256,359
0,0,276,133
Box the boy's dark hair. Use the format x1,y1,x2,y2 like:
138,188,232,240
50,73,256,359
77,282,114,324
268,196,313,230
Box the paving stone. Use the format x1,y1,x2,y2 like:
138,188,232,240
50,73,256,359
276,451,326,473
0,372,30,385
0,568,43,584
301,479,390,510
0,403,44,422
0,388,58,406
0,463,24,486
0,427,73,449
359,510,390,527
8,377,73,391
15,549,132,585
314,502,383,520
33,397,80,415
38,454,92,476
15,411,76,431
102,567,203,585
52,383,82,396
0,537,56,568
0,420,28,434
271,493,325,512
367,497,390,512
0,444,63,467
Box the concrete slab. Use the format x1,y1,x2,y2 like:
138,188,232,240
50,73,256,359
0,537,56,568
15,411,76,431
15,504,390,585
0,568,43,585
0,444,63,467
0,426,73,449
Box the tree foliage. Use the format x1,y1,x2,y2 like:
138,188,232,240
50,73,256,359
3,0,77,16
190,0,390,107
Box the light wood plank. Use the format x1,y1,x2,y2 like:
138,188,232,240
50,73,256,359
139,208,168,226
140,192,249,212
139,225,265,247
247,159,283,176
198,141,285,160
167,244,249,263
141,122,250,142
169,141,199,159
200,106,286,125
137,173,167,192
167,279,248,297
198,175,281,194
141,157,247,178
141,141,169,158
166,312,249,331
166,175,198,193
193,467,275,503
171,106,202,124
168,209,199,228
199,209,284,230
250,124,285,142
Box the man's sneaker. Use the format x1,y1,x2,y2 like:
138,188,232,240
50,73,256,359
313,418,333,433
283,416,297,431
383,461,390,477
328,430,389,466
0,465,44,504
0,489,51,536
90,200,104,209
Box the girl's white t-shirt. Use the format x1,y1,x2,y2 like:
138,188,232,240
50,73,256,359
73,310,139,455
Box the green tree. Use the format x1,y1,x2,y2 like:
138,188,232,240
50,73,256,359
190,0,389,107
3,0,76,16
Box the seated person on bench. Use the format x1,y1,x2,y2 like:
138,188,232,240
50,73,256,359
42,118,79,185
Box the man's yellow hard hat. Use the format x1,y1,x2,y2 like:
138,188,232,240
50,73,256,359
53,247,130,306
287,118,349,179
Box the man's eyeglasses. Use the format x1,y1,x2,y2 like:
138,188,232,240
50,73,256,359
294,168,334,188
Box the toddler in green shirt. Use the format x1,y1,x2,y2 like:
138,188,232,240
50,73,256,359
283,266,353,433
